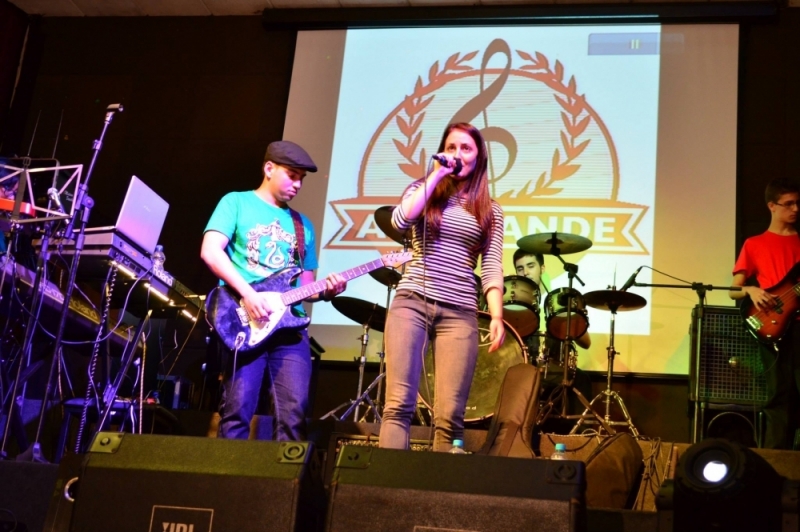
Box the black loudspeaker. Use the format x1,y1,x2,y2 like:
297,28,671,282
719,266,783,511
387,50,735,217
327,445,586,532
690,305,768,405
67,433,325,532
0,461,59,532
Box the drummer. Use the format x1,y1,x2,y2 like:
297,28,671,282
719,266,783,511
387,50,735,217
512,249,592,415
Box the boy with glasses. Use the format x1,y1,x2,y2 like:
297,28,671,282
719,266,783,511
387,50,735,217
730,178,800,448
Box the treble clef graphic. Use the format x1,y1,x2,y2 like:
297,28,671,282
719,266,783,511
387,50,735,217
451,38,518,197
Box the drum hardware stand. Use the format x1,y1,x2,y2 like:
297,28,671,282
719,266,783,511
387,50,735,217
537,240,613,434
570,298,637,436
632,277,742,443
320,323,384,423
372,243,403,418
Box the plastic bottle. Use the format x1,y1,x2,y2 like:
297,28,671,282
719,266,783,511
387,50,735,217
152,244,165,272
551,442,568,460
449,439,468,454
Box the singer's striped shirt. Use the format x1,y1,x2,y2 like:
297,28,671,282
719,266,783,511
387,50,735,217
392,182,504,311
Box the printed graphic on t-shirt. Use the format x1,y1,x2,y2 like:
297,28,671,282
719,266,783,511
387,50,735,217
245,220,298,276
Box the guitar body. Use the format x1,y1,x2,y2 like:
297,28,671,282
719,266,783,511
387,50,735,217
741,262,800,344
206,267,310,352
204,251,413,352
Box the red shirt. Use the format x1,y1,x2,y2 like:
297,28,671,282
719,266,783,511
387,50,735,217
733,231,800,289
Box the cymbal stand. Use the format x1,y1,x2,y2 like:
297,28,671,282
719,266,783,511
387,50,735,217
537,240,612,433
373,277,396,418
320,323,384,422
570,300,638,436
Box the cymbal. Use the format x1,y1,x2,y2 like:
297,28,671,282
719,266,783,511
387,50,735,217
517,232,592,256
369,267,402,288
374,206,406,245
584,290,647,312
331,296,387,332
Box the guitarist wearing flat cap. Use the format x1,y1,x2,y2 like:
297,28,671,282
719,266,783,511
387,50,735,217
201,140,347,441
731,178,800,449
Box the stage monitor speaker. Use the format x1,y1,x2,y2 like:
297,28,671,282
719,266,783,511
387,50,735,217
690,305,769,406
67,433,325,532
327,445,586,532
0,461,59,532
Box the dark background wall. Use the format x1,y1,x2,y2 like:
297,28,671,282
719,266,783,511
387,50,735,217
2,8,800,443
2,16,297,294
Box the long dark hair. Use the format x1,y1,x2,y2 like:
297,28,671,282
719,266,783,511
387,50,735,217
415,123,494,253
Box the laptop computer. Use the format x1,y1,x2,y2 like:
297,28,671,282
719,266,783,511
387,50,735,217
86,175,169,255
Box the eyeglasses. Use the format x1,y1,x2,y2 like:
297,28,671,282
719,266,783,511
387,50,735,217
775,201,800,209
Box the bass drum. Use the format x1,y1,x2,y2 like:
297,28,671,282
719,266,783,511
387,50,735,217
418,312,526,423
544,288,589,341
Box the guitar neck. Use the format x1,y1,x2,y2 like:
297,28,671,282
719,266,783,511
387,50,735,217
281,258,387,305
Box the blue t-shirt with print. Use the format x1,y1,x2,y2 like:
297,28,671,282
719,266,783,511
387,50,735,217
204,191,319,287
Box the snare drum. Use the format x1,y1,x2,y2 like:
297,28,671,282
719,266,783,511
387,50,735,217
501,275,540,337
544,288,589,341
418,312,526,422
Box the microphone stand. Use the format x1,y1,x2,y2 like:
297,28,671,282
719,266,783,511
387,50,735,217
24,104,123,462
630,278,742,443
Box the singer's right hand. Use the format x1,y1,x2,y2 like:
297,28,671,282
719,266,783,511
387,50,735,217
432,153,460,176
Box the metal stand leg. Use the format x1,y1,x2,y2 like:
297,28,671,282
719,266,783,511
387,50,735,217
570,307,639,436
320,324,385,423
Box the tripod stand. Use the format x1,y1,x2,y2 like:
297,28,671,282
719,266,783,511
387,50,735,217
570,291,644,436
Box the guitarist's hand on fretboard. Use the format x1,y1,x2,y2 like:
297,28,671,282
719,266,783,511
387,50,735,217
320,272,348,301
744,285,777,310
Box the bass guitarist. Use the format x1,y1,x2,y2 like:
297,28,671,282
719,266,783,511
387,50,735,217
201,140,347,441
730,178,800,449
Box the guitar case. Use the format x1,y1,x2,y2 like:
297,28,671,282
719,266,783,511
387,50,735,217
477,363,541,458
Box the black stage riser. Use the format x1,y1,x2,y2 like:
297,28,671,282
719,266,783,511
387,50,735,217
326,445,586,532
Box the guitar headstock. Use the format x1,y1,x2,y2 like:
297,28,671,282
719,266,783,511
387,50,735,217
381,251,413,269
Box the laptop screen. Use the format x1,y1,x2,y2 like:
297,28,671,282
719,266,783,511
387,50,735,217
114,176,169,255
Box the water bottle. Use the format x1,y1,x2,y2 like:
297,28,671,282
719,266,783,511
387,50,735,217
152,244,165,273
551,442,568,460
449,439,468,454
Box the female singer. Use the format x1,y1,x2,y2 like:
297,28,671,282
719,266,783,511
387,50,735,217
379,122,505,451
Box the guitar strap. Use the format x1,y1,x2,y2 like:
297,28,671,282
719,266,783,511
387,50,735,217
289,208,306,270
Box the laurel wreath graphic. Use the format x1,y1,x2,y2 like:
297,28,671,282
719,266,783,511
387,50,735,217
393,49,591,198
515,50,591,198
394,51,478,179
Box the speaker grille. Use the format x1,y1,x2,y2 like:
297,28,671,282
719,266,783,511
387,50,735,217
692,306,769,405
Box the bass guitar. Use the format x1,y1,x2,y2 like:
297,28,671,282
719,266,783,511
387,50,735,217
741,262,800,344
206,251,412,351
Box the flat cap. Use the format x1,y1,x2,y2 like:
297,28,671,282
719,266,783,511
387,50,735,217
265,140,317,173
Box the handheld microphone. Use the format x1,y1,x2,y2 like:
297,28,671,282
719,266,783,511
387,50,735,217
431,154,462,175
620,266,643,292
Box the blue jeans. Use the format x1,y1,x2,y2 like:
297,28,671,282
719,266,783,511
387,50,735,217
217,329,311,441
379,290,479,451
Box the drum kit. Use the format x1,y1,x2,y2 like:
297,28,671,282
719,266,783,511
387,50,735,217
322,204,648,437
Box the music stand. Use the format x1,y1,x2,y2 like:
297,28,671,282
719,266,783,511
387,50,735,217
0,161,82,459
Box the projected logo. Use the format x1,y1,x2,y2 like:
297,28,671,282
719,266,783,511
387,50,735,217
326,38,649,255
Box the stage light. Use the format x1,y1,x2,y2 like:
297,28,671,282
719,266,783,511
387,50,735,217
657,438,786,532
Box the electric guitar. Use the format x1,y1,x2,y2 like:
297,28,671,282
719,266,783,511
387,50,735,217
741,262,800,344
206,251,412,352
